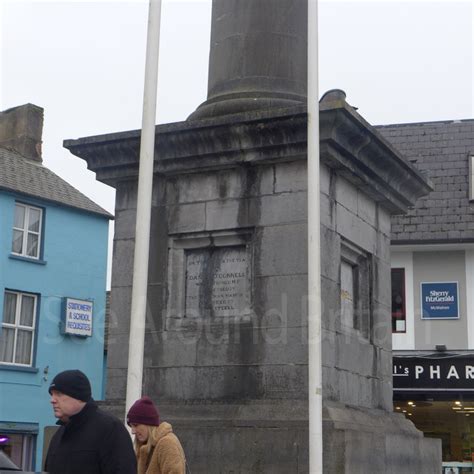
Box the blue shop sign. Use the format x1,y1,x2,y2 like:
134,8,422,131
421,282,459,320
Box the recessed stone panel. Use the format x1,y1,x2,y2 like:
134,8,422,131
166,230,254,324
185,246,251,318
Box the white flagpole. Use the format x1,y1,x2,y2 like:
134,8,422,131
307,0,322,472
125,0,162,421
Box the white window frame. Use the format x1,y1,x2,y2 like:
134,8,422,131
1,291,38,367
11,203,43,260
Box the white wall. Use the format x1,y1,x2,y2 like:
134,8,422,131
466,250,474,349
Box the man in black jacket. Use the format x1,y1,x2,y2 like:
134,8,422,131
45,369,136,474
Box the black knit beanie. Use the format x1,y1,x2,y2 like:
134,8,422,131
48,370,92,402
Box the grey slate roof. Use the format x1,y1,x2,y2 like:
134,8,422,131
377,119,474,243
0,146,112,218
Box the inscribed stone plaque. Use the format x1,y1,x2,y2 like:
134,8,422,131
185,246,250,317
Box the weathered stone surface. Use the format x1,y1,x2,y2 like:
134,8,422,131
68,87,438,474
110,239,135,287
275,160,308,193
323,402,441,473
144,364,307,401
107,286,132,337
114,209,136,240
254,274,308,329
257,223,308,277
167,167,275,204
372,300,392,348
205,198,249,230
373,256,392,304
335,202,377,254
146,400,310,473
189,0,308,119
320,163,331,196
377,204,392,237
357,188,377,228
335,332,375,379
376,230,392,265
320,225,341,283
145,282,166,330
258,192,307,226
114,180,138,211
320,192,334,230
106,332,130,369
114,178,165,211
335,173,358,215
148,206,168,285
105,367,127,400
0,103,43,162
168,202,206,233
106,285,133,400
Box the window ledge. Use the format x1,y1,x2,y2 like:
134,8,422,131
9,254,46,265
0,364,39,373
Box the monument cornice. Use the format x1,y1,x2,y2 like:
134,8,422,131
63,105,308,183
318,89,433,213
64,91,431,214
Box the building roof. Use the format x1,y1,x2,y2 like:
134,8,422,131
378,119,474,244
0,145,112,218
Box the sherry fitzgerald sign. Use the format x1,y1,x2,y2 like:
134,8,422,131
393,356,474,391
421,281,459,319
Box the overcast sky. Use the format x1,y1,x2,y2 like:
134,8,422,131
1,0,473,284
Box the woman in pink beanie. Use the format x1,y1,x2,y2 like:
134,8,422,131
127,396,186,474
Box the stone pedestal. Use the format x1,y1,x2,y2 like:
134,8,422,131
323,402,440,474
67,91,440,472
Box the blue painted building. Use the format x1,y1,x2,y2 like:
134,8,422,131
0,104,111,471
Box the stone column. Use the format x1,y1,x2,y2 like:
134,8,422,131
189,0,307,119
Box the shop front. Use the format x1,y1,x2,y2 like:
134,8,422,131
0,422,37,471
394,353,474,473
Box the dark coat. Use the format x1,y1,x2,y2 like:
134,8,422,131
45,401,137,474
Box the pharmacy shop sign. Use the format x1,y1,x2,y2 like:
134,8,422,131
62,297,93,337
393,356,474,391
421,282,459,319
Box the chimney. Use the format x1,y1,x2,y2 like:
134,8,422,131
189,0,307,120
0,104,44,162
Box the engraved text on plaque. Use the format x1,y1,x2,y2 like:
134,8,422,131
185,246,250,317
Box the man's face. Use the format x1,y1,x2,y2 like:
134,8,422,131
50,390,85,422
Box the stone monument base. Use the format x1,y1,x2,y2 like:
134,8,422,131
100,399,440,473
323,401,441,474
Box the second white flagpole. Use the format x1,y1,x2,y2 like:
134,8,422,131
307,0,322,472
125,0,162,421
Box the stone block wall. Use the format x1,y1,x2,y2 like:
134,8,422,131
150,162,309,402
75,100,440,472
103,158,391,409
319,164,393,411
